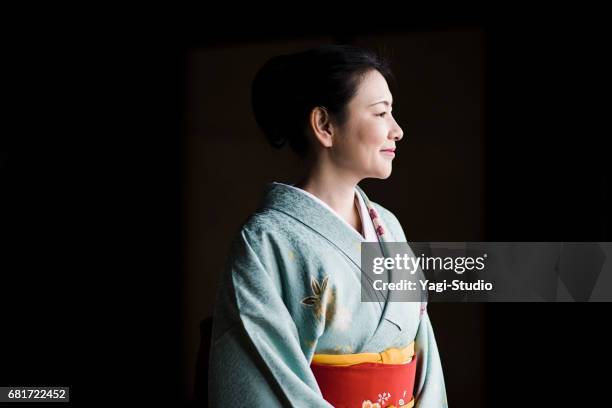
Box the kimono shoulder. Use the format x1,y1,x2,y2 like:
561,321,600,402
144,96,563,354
236,208,328,282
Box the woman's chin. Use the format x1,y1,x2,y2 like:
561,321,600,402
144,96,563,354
371,167,393,180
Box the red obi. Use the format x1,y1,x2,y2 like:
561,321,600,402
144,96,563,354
311,351,416,408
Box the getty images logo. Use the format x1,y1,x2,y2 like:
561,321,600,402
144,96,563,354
372,253,488,275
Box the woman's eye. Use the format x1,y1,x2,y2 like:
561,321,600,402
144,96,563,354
377,112,387,117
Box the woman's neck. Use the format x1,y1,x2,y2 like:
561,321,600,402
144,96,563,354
295,164,362,235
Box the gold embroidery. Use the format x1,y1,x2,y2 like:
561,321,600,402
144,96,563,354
301,275,344,329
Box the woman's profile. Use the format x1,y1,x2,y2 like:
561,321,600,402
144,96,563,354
209,44,447,407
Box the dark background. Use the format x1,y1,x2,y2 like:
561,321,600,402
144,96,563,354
2,16,610,406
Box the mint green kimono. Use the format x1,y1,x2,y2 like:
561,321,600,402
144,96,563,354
209,182,448,407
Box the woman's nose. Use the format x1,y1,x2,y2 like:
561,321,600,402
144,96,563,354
391,123,404,141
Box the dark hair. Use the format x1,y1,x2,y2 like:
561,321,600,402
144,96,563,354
251,44,395,158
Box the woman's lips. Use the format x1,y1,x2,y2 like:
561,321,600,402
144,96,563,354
380,148,396,157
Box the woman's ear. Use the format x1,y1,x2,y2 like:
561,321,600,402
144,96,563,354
309,106,335,148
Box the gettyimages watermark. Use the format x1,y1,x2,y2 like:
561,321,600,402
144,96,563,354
360,242,612,302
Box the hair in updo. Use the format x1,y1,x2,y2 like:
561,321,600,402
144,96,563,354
251,44,394,158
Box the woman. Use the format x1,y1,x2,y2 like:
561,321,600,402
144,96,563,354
209,45,447,407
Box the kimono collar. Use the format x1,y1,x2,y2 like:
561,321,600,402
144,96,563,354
258,182,365,270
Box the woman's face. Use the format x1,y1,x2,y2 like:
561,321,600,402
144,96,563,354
331,69,404,180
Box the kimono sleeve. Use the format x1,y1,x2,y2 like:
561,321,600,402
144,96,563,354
208,227,333,407
413,308,449,407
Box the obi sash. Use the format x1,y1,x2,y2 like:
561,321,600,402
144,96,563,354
311,342,416,408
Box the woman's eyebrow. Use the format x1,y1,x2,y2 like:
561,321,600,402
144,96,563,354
369,100,393,107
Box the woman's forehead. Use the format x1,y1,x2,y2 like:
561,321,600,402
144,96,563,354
353,70,392,106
